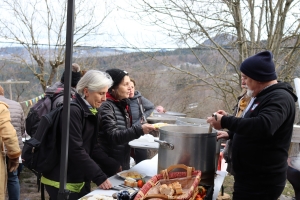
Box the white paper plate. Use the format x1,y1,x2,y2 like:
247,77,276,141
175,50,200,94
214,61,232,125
117,170,146,180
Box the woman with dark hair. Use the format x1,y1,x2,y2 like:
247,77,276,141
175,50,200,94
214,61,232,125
97,68,157,172
129,78,155,163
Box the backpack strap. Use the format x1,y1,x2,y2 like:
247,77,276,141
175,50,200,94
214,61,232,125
70,101,86,127
137,97,147,124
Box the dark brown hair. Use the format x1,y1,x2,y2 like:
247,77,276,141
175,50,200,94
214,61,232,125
130,78,136,86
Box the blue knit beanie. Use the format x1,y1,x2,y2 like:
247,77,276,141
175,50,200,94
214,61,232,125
240,51,277,82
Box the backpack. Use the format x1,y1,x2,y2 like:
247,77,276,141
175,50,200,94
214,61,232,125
22,102,84,199
25,91,74,137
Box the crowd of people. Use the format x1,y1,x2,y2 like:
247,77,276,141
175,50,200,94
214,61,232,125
0,50,300,200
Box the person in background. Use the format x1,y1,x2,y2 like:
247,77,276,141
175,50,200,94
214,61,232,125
45,63,82,109
97,68,157,172
42,70,113,200
155,105,166,113
0,101,21,199
0,86,25,200
207,51,297,200
129,78,155,164
219,79,251,175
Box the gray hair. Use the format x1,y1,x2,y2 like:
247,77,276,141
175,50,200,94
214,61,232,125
76,70,113,96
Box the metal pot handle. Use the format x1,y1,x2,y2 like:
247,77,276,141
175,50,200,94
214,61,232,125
154,139,174,150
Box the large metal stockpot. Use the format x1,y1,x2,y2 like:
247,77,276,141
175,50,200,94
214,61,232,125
176,117,209,128
156,125,220,185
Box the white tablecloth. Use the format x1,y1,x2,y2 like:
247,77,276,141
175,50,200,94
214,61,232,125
83,155,227,200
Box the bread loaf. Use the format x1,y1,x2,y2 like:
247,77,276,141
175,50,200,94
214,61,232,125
124,178,137,187
171,182,183,195
159,184,175,196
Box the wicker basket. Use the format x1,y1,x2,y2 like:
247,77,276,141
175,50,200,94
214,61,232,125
134,164,201,200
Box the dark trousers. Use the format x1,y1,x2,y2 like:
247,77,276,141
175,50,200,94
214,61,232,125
233,180,285,200
134,149,147,164
287,166,300,200
45,182,90,200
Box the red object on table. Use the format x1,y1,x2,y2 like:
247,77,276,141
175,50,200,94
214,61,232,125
218,152,224,171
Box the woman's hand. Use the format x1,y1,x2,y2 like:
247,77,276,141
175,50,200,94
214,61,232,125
141,123,157,134
99,179,112,190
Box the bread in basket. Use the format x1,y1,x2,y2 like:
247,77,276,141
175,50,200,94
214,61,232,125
134,164,201,200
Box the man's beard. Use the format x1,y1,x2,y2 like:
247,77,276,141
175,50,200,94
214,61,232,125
246,89,254,97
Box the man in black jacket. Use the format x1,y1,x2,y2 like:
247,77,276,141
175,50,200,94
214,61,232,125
207,51,298,200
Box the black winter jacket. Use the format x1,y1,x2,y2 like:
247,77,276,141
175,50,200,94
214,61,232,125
43,93,107,187
221,82,298,187
98,93,144,170
129,91,154,125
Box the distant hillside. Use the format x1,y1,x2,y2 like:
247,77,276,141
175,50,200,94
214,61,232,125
73,47,125,57
202,33,237,47
0,46,126,62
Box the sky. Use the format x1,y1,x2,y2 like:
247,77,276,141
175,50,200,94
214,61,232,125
85,1,179,50
1,0,300,51
0,0,179,51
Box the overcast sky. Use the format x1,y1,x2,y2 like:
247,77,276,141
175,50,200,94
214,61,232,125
0,0,178,51
88,1,178,50
1,0,299,51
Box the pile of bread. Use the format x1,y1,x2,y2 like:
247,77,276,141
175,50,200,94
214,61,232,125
159,182,183,196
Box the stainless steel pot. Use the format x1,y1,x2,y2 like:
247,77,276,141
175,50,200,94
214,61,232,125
147,116,178,124
156,125,221,185
176,117,209,127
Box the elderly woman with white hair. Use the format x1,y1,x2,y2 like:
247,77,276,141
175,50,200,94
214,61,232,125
42,70,114,200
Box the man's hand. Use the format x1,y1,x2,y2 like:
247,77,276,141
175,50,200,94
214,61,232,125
207,112,223,130
216,110,227,116
217,131,229,140
8,158,19,172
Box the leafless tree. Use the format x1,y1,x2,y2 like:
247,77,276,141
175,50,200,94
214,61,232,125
0,0,112,91
117,0,300,111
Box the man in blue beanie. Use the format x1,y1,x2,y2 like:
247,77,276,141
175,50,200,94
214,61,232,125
207,51,298,200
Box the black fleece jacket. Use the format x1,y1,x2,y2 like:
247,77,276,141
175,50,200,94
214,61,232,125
221,82,298,187
98,94,144,170
43,93,107,187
